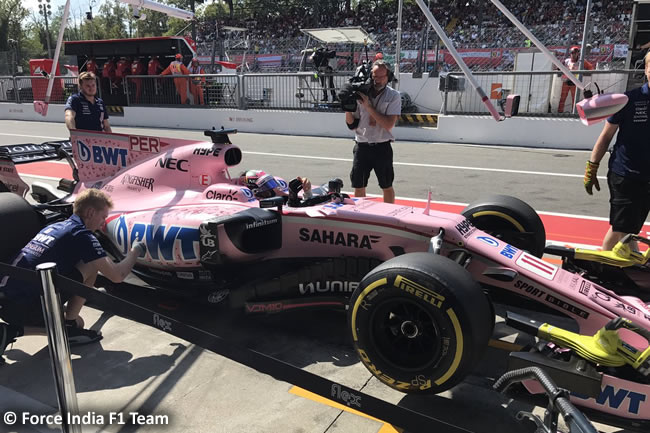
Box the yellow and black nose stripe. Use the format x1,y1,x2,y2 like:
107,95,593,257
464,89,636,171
398,113,438,127
107,106,124,115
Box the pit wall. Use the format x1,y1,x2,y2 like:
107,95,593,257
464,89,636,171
0,71,603,150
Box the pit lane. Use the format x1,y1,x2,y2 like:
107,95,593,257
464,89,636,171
0,120,635,433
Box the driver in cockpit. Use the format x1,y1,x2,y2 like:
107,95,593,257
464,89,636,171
238,170,312,200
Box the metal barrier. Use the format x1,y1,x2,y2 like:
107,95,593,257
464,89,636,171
1,69,641,116
37,263,81,433
6,76,79,105
122,74,241,108
443,69,638,117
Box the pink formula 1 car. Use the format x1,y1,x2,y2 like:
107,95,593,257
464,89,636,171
0,129,649,431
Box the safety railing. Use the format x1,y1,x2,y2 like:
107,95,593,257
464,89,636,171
442,69,639,117
5,76,80,105
1,69,642,117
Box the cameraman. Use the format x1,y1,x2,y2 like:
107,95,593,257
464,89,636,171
345,60,401,203
311,46,337,102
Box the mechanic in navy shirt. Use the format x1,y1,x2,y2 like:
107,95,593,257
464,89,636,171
64,71,112,132
0,189,145,360
584,51,650,250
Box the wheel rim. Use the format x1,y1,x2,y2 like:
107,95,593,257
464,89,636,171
472,215,532,250
369,297,442,371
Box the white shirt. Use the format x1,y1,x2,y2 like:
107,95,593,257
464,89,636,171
353,86,401,143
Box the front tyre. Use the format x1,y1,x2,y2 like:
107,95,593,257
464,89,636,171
462,194,546,257
348,253,493,394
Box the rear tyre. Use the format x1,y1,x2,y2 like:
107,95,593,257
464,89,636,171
348,253,493,394
0,193,42,262
462,194,546,257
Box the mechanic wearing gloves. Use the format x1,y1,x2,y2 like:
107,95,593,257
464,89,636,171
64,71,112,133
344,60,401,203
584,51,650,250
0,189,145,362
239,170,312,200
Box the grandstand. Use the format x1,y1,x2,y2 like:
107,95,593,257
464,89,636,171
194,0,633,72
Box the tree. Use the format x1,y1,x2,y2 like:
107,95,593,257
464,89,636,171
0,0,28,51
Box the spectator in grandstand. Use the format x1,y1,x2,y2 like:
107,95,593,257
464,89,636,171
0,189,146,361
584,51,650,250
344,60,401,203
188,58,206,105
64,71,112,133
161,54,192,105
558,46,594,113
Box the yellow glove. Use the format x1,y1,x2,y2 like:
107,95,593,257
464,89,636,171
584,160,600,195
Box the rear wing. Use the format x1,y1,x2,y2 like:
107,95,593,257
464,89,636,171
0,140,77,198
0,140,72,164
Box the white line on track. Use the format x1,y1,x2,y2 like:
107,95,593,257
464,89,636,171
0,133,602,179
0,133,67,140
243,151,603,180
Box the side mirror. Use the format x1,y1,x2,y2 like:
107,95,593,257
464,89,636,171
504,94,520,118
576,93,628,126
259,196,284,211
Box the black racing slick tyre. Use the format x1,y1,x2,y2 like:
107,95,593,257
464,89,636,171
348,253,493,395
0,192,42,263
462,194,546,257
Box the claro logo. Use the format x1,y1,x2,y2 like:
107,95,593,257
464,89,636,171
298,228,380,249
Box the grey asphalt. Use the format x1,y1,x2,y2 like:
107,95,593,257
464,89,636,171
0,120,629,433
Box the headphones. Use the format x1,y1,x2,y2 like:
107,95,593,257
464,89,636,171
372,60,396,82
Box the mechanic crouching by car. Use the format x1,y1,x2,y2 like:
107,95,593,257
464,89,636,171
344,60,401,204
584,51,650,251
0,189,145,363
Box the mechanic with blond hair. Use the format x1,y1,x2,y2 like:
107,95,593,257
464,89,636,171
64,71,112,132
1,189,145,362
584,51,650,250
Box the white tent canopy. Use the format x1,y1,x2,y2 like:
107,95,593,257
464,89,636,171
299,27,374,45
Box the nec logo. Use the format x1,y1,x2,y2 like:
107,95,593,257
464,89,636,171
155,157,188,172
78,140,128,167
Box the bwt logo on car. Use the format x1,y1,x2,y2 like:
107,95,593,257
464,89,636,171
573,385,646,414
299,228,380,249
113,216,199,261
77,140,128,167
500,244,518,259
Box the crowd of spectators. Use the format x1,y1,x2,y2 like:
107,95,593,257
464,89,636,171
194,0,633,70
